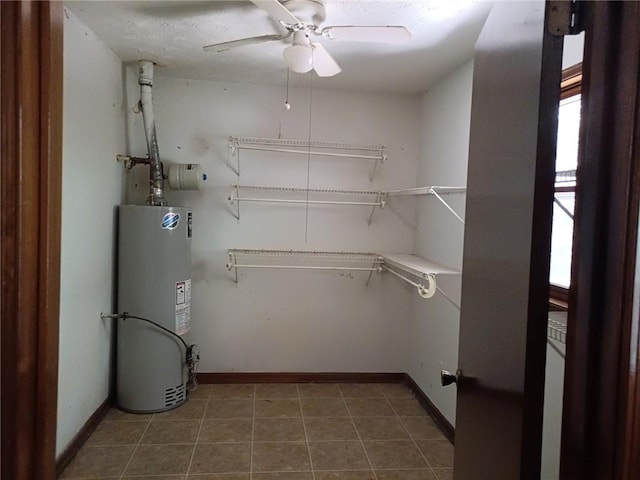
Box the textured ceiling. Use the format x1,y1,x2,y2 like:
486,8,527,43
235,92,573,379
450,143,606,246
65,0,492,93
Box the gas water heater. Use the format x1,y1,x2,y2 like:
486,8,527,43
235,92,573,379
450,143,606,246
114,60,203,413
117,205,193,412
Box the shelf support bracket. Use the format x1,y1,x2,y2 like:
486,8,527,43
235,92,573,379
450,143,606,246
226,251,238,283
369,152,386,182
430,188,465,224
435,286,460,310
229,185,240,221
365,260,381,287
367,193,386,226
553,196,574,221
227,137,240,176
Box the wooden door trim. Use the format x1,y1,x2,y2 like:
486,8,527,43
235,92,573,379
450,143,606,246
561,2,640,479
1,2,63,479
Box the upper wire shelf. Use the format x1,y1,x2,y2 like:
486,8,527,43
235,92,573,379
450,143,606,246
228,136,388,181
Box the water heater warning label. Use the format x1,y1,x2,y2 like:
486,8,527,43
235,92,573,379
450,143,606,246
175,279,191,335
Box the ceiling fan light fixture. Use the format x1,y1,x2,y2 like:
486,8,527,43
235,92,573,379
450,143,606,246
283,44,313,73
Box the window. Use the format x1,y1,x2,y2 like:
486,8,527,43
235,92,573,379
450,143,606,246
549,65,581,307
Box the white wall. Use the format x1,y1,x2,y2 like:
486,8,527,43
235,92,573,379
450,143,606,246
57,9,125,457
407,60,474,425
125,74,421,372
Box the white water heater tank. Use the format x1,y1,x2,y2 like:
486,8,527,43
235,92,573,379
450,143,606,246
117,205,192,413
168,163,206,190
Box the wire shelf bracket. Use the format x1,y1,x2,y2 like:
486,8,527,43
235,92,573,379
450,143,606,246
228,136,388,181
228,185,387,225
386,186,466,225
553,195,574,221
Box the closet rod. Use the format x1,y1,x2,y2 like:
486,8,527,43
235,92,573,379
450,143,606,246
384,266,436,299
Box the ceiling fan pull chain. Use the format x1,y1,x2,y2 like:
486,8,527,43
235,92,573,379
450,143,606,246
284,68,291,111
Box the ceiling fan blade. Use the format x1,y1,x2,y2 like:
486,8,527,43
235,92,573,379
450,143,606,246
321,26,411,44
250,0,301,25
311,42,341,77
203,33,290,52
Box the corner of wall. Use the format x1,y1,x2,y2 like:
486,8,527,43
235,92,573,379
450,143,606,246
407,59,475,427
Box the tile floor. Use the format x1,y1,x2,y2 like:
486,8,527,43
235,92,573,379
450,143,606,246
61,383,453,480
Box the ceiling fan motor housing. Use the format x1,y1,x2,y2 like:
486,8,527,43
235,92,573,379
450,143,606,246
281,0,327,25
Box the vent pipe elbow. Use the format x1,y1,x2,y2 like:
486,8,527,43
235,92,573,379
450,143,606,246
138,60,166,206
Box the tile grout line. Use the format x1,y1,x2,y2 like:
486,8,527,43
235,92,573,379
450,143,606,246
250,384,256,480
117,413,154,480
340,384,379,480
297,384,317,480
386,393,439,479
66,465,451,480
185,385,212,476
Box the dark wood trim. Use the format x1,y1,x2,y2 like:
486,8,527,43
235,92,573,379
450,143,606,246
404,374,455,444
198,372,405,384
55,398,112,478
561,2,640,479
555,185,576,193
549,298,568,312
560,62,582,100
520,10,564,476
549,284,569,301
1,2,63,480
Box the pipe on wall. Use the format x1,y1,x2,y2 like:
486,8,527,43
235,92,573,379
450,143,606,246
138,60,166,206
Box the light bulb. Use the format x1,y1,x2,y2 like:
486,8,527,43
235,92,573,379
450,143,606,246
283,44,313,73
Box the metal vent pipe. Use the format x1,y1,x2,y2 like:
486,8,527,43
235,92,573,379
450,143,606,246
138,60,166,206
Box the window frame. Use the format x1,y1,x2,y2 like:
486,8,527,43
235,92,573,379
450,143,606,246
549,63,582,310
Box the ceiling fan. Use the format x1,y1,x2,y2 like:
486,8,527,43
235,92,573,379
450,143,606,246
203,0,411,77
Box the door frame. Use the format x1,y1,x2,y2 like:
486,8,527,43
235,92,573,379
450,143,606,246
561,2,640,479
1,2,63,479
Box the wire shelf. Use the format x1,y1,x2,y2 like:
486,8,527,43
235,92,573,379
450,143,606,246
232,184,384,196
547,314,567,344
555,169,577,184
230,136,387,153
228,185,387,224
229,249,382,260
226,249,383,284
227,137,387,180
